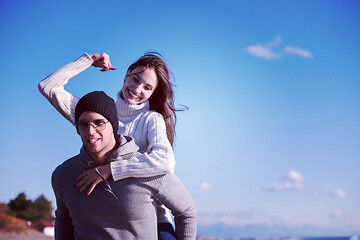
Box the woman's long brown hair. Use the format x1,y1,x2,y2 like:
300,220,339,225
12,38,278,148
126,52,176,146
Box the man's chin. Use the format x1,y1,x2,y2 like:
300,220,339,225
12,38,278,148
84,145,100,154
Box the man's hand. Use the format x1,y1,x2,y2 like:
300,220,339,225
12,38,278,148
76,164,112,196
90,53,116,72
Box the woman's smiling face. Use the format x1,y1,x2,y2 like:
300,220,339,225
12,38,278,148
121,66,158,105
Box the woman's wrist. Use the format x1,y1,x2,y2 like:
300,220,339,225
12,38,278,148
98,163,111,179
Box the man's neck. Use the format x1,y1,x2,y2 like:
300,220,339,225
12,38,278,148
91,148,115,165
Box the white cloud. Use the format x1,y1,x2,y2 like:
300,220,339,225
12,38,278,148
283,46,313,58
267,35,282,47
330,188,346,198
245,45,280,60
285,169,304,183
245,36,281,60
264,169,304,192
201,181,214,191
331,210,343,218
245,36,313,60
264,182,303,191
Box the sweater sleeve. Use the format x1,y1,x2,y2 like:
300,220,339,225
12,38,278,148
156,174,197,240
38,53,93,125
110,112,176,181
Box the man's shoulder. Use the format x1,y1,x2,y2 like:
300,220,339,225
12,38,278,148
137,173,177,187
52,155,79,177
112,134,140,160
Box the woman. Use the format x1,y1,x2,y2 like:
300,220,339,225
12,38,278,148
39,52,179,239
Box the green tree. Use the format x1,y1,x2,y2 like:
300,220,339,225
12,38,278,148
6,193,54,222
7,193,37,221
34,195,54,221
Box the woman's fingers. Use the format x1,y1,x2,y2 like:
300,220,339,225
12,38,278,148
79,183,89,193
87,182,98,196
76,168,104,195
100,66,116,71
91,53,116,71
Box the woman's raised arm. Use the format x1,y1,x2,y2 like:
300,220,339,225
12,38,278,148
38,53,93,124
38,53,115,124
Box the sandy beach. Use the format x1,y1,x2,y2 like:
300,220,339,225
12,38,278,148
0,230,53,240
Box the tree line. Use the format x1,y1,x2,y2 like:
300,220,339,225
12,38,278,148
4,192,53,222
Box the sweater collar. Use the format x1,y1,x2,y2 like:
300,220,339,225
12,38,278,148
115,91,149,117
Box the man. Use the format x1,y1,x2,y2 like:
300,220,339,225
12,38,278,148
52,91,196,240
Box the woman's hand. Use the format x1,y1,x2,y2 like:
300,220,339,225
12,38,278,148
90,53,116,71
76,164,112,196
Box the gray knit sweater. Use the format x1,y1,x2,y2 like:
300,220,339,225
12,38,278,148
52,135,196,240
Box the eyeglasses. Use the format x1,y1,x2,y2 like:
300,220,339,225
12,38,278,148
76,119,109,132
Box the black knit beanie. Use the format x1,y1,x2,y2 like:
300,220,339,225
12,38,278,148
75,91,118,133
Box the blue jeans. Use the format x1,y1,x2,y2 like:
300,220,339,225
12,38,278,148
158,223,177,240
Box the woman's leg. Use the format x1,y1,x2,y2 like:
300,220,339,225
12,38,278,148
158,222,177,240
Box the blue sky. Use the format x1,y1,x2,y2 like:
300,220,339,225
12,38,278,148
1,0,359,234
